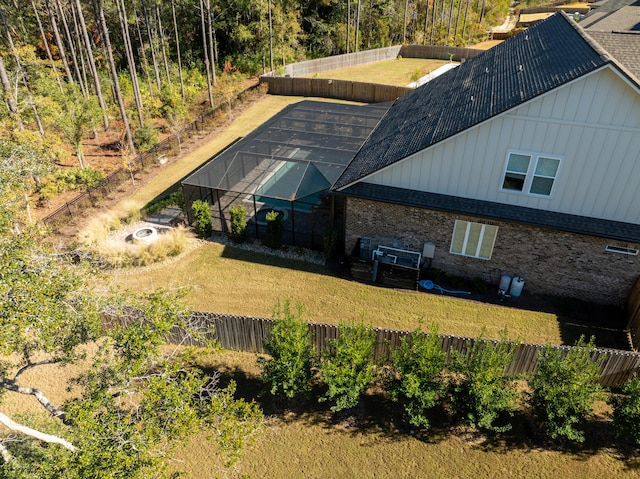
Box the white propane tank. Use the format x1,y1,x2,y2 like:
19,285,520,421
509,276,525,297
498,275,511,292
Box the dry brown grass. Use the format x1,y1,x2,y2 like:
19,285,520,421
307,58,453,86
169,351,640,479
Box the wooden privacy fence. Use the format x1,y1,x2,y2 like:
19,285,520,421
41,83,263,230
259,45,483,102
179,312,640,388
259,76,412,103
398,45,482,62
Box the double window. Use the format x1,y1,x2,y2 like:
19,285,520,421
450,220,498,260
502,152,560,197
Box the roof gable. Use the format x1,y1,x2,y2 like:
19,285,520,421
334,13,610,190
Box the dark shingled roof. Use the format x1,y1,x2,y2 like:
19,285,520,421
340,183,640,242
586,31,640,79
333,13,611,190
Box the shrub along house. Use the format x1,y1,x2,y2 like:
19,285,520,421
332,12,640,305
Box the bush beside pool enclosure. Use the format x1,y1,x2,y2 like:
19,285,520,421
181,100,390,249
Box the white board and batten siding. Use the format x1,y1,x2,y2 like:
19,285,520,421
366,66,640,225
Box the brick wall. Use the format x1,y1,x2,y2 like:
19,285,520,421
345,197,640,306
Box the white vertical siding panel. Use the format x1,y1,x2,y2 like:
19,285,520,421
439,142,456,191
426,147,441,191
399,156,412,187
484,118,508,196
595,133,633,218
550,87,570,119
620,94,640,127
469,128,491,198
363,68,640,223
573,74,599,121
616,133,640,222
581,130,619,214
559,79,583,122
537,90,556,118
584,72,609,121
554,128,600,214
546,123,574,210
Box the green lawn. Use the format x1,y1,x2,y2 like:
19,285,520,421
305,58,453,86
109,241,562,345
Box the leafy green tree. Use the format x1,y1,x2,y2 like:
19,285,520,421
230,205,247,243
527,337,605,443
387,324,447,429
191,199,213,238
319,322,376,412
0,138,53,227
450,331,519,432
0,150,262,477
264,209,283,249
260,300,316,399
610,375,640,445
48,84,102,169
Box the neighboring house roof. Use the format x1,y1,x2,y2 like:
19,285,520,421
333,13,617,190
581,0,640,79
580,0,640,30
339,182,640,243
586,31,640,78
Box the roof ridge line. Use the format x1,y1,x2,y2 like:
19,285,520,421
560,10,614,62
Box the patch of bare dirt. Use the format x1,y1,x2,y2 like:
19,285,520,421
42,79,262,246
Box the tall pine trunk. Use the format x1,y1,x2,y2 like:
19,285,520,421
54,0,87,96
155,2,171,84
446,0,454,43
31,0,63,92
0,8,44,137
0,56,19,116
453,0,463,42
423,0,430,45
142,0,162,90
115,0,145,128
461,0,471,40
403,0,409,43
170,0,185,99
199,0,214,107
206,0,217,86
73,0,109,131
268,0,274,71
355,0,360,52
95,0,136,155
430,0,437,44
44,0,74,84
132,1,155,98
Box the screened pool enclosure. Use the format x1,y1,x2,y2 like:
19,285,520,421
181,100,390,249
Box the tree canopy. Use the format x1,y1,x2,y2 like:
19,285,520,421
0,139,262,477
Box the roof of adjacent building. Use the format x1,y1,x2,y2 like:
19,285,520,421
333,12,618,190
580,0,640,30
581,0,640,79
586,31,640,78
339,182,640,243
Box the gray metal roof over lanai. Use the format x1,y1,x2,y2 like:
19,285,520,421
182,100,389,202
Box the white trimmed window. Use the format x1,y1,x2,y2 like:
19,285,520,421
450,220,498,260
502,151,561,197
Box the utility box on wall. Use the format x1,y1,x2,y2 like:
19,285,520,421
422,242,436,260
